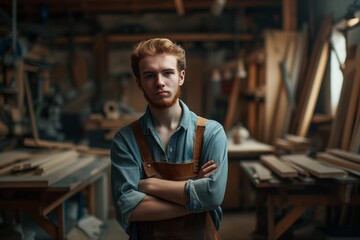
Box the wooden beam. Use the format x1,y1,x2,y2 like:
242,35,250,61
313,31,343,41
282,0,297,30
55,33,254,45
174,0,185,16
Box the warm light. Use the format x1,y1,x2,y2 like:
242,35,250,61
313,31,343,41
346,17,360,27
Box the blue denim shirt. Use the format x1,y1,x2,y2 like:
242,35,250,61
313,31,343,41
110,100,228,235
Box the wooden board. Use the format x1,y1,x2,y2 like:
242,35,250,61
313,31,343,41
264,30,302,143
292,15,332,137
251,162,273,181
317,153,360,172
341,44,360,150
326,148,360,164
328,46,357,148
275,138,309,153
260,155,298,178
0,156,95,188
227,139,274,158
282,154,347,178
0,150,33,168
296,41,329,136
279,157,308,176
224,75,241,132
50,158,109,191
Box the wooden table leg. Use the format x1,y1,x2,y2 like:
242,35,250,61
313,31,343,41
88,184,95,216
267,195,308,240
255,190,268,236
26,204,65,240
267,195,275,240
56,204,65,240
27,212,58,239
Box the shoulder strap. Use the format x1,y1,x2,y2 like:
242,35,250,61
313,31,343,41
132,120,158,177
192,116,207,173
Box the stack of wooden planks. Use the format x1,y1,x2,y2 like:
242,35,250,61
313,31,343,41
250,153,350,181
317,148,360,175
0,149,96,188
275,134,311,153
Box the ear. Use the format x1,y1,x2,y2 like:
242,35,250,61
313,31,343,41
179,70,185,86
136,78,142,89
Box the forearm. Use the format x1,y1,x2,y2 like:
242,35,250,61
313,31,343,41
129,195,190,222
139,178,188,205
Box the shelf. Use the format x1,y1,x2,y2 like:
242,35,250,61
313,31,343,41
55,33,254,44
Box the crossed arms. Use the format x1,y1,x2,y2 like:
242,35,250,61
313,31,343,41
129,160,218,222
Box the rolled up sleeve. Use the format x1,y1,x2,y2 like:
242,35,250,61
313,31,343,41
185,122,228,213
111,130,146,231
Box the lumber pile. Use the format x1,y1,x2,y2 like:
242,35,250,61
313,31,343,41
248,152,353,182
0,149,97,188
275,134,311,153
282,154,347,178
317,149,360,175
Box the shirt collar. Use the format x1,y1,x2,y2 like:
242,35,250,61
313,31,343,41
141,99,191,134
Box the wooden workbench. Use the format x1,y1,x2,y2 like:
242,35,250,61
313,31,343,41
240,161,360,240
0,157,110,239
223,139,274,209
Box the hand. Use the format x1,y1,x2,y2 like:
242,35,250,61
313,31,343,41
196,160,217,179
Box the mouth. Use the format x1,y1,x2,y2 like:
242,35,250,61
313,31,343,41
155,90,169,96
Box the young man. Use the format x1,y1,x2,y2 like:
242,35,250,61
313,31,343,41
111,38,228,239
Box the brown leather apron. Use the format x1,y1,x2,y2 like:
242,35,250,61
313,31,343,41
132,117,221,240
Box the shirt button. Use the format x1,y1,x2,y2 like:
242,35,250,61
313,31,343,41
147,163,152,168
169,147,173,152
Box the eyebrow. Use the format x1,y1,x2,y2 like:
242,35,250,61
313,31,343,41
142,68,175,74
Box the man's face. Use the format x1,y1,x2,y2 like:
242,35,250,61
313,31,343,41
137,54,185,109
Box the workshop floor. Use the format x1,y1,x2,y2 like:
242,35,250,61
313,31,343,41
100,210,318,240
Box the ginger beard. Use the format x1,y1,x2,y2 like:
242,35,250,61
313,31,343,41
141,80,182,109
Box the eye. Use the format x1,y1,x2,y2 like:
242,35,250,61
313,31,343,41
163,71,174,77
144,73,155,79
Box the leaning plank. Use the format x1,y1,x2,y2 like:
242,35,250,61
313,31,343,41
260,155,298,178
282,154,347,178
296,41,329,137
349,92,360,152
0,156,95,188
317,153,360,172
341,44,360,150
326,148,360,164
250,162,273,181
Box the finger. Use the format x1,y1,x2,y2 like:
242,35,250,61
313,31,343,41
201,160,214,169
202,164,218,174
203,166,217,178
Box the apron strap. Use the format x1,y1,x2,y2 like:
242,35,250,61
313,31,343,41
133,120,158,177
192,117,207,173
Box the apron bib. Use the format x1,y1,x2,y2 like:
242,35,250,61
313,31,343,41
132,117,221,240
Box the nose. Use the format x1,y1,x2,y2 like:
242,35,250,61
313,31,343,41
155,74,165,86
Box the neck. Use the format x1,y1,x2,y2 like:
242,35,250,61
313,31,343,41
149,100,182,130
